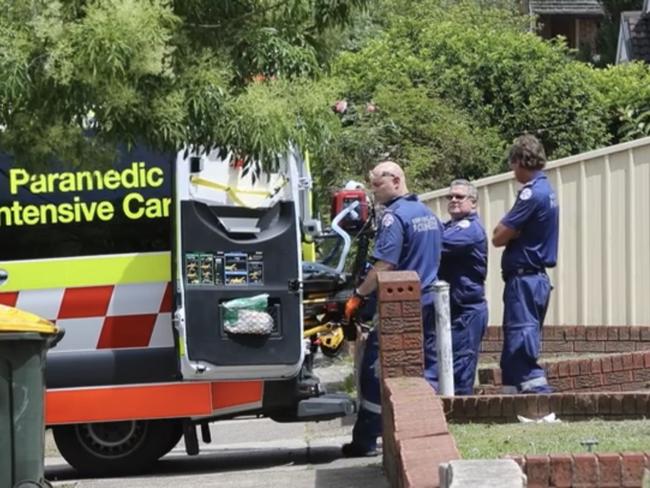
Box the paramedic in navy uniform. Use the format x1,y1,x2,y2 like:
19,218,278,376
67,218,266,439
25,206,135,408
492,134,559,394
438,179,488,395
341,161,441,457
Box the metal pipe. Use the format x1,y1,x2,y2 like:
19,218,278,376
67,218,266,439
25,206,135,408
433,280,454,396
330,200,360,273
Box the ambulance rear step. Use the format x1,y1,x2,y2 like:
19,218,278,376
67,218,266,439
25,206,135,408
296,393,356,421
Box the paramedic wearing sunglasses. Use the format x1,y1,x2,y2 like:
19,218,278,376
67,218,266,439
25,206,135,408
492,134,559,394
438,179,488,395
341,161,442,457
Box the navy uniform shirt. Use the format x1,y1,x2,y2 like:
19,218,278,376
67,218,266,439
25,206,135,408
372,194,441,305
501,172,559,275
439,213,487,312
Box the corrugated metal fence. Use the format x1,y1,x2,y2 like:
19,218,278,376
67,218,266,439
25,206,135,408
420,136,650,326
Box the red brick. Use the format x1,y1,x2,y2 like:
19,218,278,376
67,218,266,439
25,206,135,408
561,393,577,416
551,377,574,392
542,341,574,353
488,396,503,418
401,332,423,351
575,340,605,352
644,351,650,368
379,334,404,351
610,394,625,414
586,326,599,341
636,342,650,351
623,394,637,414
623,354,634,369
591,358,602,374
548,394,564,415
558,361,571,377
641,327,650,341
579,359,592,375
602,356,614,373
526,455,550,488
603,371,634,386
575,393,598,415
597,326,609,340
597,453,622,487
607,342,636,353
634,393,650,415
377,271,421,302
545,362,560,379
572,453,598,487
501,395,516,418
633,352,645,369
619,382,645,392
611,355,625,371
632,369,650,381
575,327,587,340
549,454,573,488
544,326,566,341
597,393,611,415
537,394,551,416
477,396,493,418
574,374,603,390
568,360,580,376
619,326,631,341
621,452,646,487
630,325,648,341
379,301,402,318
607,327,620,340
563,326,578,340
401,300,422,318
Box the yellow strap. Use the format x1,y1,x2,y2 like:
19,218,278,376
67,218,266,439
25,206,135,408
190,176,288,209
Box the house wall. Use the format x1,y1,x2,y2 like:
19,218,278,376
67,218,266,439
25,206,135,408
420,137,650,326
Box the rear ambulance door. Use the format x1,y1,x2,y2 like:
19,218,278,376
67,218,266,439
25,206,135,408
173,149,303,380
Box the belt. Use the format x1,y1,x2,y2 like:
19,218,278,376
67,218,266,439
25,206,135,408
502,268,545,281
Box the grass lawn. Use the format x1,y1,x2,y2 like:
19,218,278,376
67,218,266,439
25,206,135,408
450,419,650,459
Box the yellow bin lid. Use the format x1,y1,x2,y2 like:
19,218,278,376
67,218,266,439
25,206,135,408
0,304,58,334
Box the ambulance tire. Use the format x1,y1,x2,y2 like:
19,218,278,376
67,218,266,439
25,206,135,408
52,419,183,476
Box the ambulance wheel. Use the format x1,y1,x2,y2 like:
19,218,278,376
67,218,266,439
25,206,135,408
53,419,183,476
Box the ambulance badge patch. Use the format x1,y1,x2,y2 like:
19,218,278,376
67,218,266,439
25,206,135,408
382,213,395,227
519,188,533,201
457,219,470,229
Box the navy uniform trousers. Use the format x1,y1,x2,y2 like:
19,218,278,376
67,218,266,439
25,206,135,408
351,303,435,451
500,273,553,393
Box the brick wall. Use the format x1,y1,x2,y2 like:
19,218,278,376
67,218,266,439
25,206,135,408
443,392,650,423
374,273,650,487
377,272,460,488
478,350,650,393
509,452,650,488
480,326,650,361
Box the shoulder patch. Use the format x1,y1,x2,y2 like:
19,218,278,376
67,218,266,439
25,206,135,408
381,212,395,227
519,188,533,201
456,219,470,229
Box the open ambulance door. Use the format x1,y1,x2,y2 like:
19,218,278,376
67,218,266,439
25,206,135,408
173,148,304,380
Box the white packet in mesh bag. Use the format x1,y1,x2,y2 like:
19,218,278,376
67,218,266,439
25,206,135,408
224,309,274,335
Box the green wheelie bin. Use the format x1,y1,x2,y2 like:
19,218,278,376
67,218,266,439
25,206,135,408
0,304,63,488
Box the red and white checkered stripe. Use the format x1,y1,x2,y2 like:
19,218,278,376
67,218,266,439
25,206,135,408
0,282,173,351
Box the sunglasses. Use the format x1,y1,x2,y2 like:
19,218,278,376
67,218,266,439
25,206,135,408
446,194,470,201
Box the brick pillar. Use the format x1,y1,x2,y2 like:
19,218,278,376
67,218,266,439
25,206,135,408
376,270,424,378
377,270,424,485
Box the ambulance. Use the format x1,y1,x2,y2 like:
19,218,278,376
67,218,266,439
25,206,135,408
0,145,357,475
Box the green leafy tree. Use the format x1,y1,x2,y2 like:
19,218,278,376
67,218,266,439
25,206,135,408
0,0,370,168
318,0,610,194
590,61,650,141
